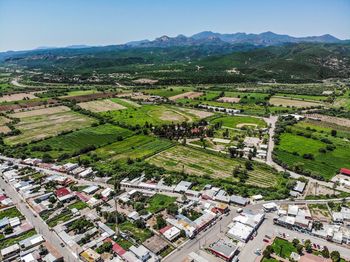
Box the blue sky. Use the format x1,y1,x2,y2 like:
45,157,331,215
0,0,349,51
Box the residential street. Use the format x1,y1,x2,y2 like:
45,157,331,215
0,176,79,262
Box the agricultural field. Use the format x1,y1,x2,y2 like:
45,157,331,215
275,93,328,101
60,89,100,98
274,119,350,180
4,106,96,145
26,124,133,158
147,145,281,188
0,115,11,133
0,92,38,102
269,97,323,108
168,91,203,101
102,104,207,127
210,115,267,129
142,86,193,98
78,99,126,112
110,98,141,108
83,134,174,163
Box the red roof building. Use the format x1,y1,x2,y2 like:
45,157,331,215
54,188,71,198
0,195,7,201
159,225,172,234
75,192,90,202
112,243,126,256
340,168,350,176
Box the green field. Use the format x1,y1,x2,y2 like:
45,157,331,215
0,207,23,219
119,221,153,242
4,106,96,145
142,86,193,97
68,201,88,210
271,238,297,259
274,120,350,180
61,89,100,97
146,194,176,213
85,135,174,162
147,145,281,188
275,93,328,101
27,124,133,158
210,115,267,129
102,104,204,127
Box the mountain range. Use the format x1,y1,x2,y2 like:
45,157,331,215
126,31,342,48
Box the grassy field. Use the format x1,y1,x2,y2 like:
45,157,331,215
274,120,350,180
147,145,281,188
271,238,297,259
27,124,133,158
119,221,153,242
0,207,23,219
85,135,174,162
210,115,267,128
275,93,328,101
68,201,88,210
102,104,205,127
146,194,176,213
110,98,140,108
78,99,126,112
61,89,100,97
5,106,96,145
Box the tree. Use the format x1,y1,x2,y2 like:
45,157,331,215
245,160,253,170
321,246,330,258
331,129,337,137
292,238,300,247
304,239,312,253
155,215,166,230
330,251,340,262
4,225,13,234
296,244,304,255
263,245,273,258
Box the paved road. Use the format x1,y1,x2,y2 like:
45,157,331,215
0,176,79,262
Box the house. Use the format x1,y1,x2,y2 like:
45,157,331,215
62,163,78,172
174,181,192,193
78,168,93,178
207,239,238,261
263,202,278,212
129,245,151,262
83,185,99,195
113,243,126,257
160,225,180,241
80,248,102,262
293,181,306,193
0,244,20,261
54,188,75,202
230,195,249,206
143,235,168,255
19,234,45,250
227,222,254,242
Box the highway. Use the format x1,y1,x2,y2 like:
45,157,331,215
0,176,79,262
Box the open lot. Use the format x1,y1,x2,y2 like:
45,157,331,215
304,114,350,128
146,194,176,213
147,145,279,188
4,106,96,145
0,92,38,102
269,97,323,108
168,91,203,101
78,99,126,112
217,97,241,103
27,124,133,158
102,104,206,126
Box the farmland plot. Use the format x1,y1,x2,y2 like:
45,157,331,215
27,124,133,158
0,92,38,102
269,97,323,108
78,99,126,112
4,106,96,145
88,135,174,162
147,145,279,188
168,91,203,101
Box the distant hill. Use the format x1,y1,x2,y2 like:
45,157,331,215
127,31,343,48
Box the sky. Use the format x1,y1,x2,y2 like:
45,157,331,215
0,0,349,51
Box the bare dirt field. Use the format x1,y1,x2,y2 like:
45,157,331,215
78,99,126,112
236,123,258,128
0,116,10,125
304,114,350,128
175,107,213,119
269,97,322,108
217,97,241,103
306,182,339,197
132,78,159,84
0,92,38,102
168,91,203,101
11,106,71,118
158,110,187,122
0,126,11,134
